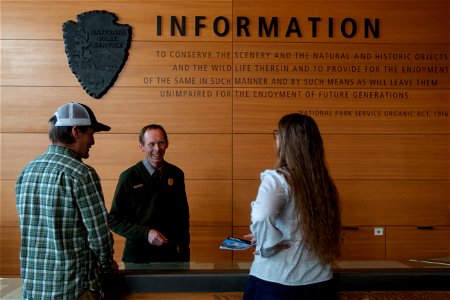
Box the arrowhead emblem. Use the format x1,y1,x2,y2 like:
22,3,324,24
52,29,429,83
63,10,132,99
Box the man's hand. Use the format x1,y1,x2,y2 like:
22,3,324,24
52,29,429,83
147,229,168,246
111,260,119,272
99,259,119,274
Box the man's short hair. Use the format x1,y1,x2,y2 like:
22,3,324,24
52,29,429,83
139,124,168,145
48,115,90,144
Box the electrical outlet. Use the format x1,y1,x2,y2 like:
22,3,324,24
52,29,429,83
374,227,384,236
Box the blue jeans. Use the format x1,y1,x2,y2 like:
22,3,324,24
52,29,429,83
243,276,337,300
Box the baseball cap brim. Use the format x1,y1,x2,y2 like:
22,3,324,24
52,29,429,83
79,103,111,132
92,122,111,132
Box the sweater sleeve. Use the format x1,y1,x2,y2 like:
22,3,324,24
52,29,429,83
108,169,150,241
250,170,289,257
175,170,190,261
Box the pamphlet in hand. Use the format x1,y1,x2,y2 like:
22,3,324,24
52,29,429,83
220,236,255,250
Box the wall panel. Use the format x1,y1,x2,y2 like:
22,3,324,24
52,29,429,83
232,180,259,227
233,134,449,180
341,226,386,260
386,226,450,260
233,94,450,134
3,1,449,43
0,181,19,227
0,227,21,276
339,180,450,226
232,0,448,44
1,87,232,134
2,1,233,41
233,179,450,227
189,227,233,261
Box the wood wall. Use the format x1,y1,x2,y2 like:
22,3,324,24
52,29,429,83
1,0,449,276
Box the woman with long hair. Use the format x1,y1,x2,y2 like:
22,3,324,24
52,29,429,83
243,113,342,300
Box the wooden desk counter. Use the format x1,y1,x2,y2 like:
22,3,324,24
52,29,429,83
102,259,450,296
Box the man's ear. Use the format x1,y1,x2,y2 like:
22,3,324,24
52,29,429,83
71,126,80,139
139,142,145,152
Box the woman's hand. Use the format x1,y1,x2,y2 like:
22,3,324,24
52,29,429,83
244,233,291,256
243,233,256,245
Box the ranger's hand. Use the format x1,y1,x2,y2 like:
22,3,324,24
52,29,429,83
147,229,168,246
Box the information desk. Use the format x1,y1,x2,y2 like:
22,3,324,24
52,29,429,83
103,258,450,295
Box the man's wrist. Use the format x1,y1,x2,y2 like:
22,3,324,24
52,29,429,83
99,260,113,272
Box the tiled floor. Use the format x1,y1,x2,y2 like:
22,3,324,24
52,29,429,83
2,278,450,300
0,278,21,300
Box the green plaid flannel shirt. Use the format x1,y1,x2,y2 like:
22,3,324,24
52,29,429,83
16,145,114,300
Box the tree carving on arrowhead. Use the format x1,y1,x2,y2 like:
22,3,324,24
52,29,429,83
63,10,132,99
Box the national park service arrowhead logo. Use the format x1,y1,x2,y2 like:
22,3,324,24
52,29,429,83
63,11,132,99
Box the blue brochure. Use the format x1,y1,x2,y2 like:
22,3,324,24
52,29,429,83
220,236,255,250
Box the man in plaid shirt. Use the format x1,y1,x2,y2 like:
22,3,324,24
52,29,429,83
16,102,115,300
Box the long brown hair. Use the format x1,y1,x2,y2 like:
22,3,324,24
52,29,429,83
276,113,341,264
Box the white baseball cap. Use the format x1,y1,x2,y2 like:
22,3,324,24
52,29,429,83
53,102,111,132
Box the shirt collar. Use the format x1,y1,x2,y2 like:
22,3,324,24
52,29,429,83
142,158,164,176
49,144,80,160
